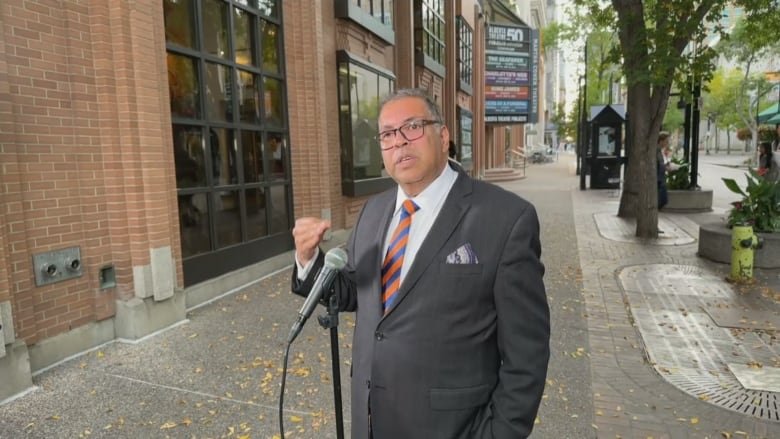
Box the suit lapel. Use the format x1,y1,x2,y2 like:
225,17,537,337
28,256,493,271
383,171,473,317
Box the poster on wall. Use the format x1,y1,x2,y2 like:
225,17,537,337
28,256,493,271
484,24,538,125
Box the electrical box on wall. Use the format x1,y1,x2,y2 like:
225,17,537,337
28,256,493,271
32,246,84,287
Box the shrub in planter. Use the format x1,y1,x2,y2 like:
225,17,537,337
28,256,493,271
666,158,690,190
723,168,780,232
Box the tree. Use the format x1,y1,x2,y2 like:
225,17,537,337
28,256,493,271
571,0,777,238
717,17,780,153
702,68,746,153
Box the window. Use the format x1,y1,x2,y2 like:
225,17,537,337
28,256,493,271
457,16,473,95
457,107,473,172
335,0,395,44
337,51,395,196
165,0,291,285
414,0,445,77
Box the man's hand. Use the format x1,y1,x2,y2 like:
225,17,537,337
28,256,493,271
292,218,331,267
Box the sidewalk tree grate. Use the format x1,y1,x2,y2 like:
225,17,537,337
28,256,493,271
619,264,780,422
665,370,780,421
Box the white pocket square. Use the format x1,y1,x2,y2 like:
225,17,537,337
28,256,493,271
446,243,479,264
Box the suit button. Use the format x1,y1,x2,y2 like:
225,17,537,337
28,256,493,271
374,331,384,341
366,380,371,388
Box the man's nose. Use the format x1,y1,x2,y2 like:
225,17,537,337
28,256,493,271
390,132,409,149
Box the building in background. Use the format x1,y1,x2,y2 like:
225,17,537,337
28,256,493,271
0,0,554,400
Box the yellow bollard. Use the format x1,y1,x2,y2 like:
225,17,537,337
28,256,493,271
730,224,760,281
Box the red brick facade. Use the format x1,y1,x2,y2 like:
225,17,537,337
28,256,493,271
0,0,525,400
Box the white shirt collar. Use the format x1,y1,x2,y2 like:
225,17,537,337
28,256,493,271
393,163,458,215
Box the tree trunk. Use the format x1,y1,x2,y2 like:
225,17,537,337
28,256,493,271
618,83,662,239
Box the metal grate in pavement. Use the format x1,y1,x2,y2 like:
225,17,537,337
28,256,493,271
619,264,780,421
665,370,780,421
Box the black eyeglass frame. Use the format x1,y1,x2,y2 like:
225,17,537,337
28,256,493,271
375,119,442,151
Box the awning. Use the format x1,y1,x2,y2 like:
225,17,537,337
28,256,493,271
758,103,780,123
767,112,780,124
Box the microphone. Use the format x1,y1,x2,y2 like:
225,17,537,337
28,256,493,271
287,247,348,343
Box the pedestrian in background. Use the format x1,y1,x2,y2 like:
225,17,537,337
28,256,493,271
657,131,671,210
291,88,550,439
759,141,780,181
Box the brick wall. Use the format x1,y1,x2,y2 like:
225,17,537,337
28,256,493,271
0,0,178,344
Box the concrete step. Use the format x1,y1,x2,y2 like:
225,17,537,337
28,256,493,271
482,167,526,182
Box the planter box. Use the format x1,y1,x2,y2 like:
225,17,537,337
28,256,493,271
663,189,713,213
698,220,780,268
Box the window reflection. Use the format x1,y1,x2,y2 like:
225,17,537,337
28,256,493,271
173,125,206,188
205,62,233,122
242,130,264,183
215,190,243,249
233,6,256,66
246,187,268,240
237,70,260,123
179,192,211,258
167,53,201,118
203,0,229,58
261,20,280,73
266,133,287,181
164,0,196,48
209,128,237,186
269,185,290,235
263,77,284,126
257,0,278,17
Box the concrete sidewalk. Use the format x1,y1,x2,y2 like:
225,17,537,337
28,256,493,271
1,154,779,439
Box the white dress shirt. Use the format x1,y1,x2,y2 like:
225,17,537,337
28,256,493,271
383,163,458,286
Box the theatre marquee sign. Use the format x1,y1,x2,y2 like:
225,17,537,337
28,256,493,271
485,24,539,124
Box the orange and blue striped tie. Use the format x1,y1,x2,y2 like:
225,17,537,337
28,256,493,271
381,199,419,314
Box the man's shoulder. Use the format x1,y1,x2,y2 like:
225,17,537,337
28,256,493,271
470,178,534,210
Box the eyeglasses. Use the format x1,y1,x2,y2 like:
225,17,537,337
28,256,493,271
375,119,441,151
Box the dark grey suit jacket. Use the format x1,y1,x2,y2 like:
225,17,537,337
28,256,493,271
293,164,550,439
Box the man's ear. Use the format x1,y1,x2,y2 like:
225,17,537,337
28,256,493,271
440,125,451,152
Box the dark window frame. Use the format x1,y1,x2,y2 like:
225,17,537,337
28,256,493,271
165,0,293,285
335,0,395,44
336,51,396,197
413,0,445,77
456,16,473,95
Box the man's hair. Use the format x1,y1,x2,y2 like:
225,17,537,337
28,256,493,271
658,131,670,142
378,88,444,124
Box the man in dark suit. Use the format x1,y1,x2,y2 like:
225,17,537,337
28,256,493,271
292,88,549,438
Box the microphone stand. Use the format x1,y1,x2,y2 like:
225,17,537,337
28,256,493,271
317,292,345,439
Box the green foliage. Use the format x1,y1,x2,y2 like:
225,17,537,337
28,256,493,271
663,106,684,132
702,68,746,131
666,158,690,190
723,169,780,232
550,102,576,140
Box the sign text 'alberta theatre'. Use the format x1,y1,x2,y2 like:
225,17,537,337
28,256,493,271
484,23,539,124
